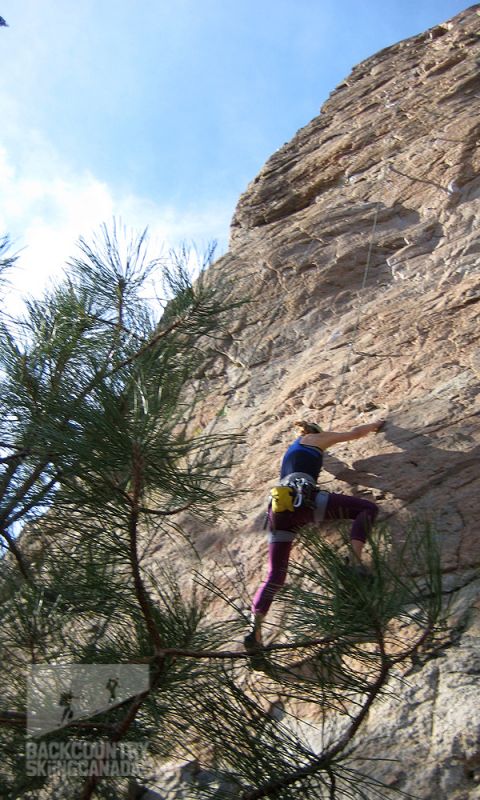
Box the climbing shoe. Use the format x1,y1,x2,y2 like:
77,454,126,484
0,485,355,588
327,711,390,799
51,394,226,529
244,631,262,653
244,632,270,672
343,557,375,582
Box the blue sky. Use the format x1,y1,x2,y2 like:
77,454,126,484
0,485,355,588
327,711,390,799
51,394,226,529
0,0,470,307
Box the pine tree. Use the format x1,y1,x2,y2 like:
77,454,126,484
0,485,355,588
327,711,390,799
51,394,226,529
0,225,444,800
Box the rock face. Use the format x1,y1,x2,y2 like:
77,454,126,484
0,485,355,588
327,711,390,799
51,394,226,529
153,6,480,799
199,5,480,550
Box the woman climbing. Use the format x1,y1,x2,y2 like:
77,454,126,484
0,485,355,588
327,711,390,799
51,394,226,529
244,418,384,653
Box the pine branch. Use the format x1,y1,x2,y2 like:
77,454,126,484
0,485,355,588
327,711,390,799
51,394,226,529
77,663,168,800
128,442,163,656
239,660,391,800
6,474,59,527
152,634,342,661
0,526,32,580
0,461,52,528
62,285,208,420
236,608,438,799
0,710,116,734
0,450,29,464
0,456,22,502
138,501,195,517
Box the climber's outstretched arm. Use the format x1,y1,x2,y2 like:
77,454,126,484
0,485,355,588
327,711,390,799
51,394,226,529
302,420,384,451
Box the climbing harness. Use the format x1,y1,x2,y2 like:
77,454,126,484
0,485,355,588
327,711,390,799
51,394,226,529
269,476,317,514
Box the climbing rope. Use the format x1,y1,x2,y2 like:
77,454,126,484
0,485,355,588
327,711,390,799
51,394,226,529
325,63,477,428
327,157,390,429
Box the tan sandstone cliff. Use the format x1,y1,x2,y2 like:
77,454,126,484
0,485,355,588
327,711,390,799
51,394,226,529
146,6,480,799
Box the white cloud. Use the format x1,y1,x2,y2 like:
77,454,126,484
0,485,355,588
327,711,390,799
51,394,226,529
0,141,232,315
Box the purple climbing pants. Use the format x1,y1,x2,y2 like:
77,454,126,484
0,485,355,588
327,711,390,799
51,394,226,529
252,492,378,617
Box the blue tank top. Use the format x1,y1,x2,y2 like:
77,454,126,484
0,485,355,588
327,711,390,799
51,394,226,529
280,437,324,481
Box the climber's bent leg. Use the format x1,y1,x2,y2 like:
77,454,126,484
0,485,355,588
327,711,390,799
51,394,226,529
324,492,378,560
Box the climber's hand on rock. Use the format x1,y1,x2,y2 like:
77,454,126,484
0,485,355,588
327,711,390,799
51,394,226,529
354,420,385,438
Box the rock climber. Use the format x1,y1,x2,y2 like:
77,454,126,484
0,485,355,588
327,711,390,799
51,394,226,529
244,418,384,653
